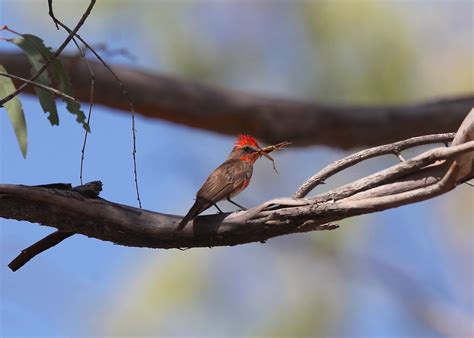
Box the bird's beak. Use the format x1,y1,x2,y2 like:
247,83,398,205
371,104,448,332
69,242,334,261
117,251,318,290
256,147,274,161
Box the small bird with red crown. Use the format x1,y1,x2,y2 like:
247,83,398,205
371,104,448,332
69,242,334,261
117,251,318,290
177,134,266,231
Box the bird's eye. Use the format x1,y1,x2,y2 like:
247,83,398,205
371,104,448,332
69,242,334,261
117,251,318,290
243,146,250,152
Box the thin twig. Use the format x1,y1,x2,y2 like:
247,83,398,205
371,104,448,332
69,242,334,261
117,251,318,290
293,133,455,198
80,42,137,61
70,37,95,185
394,151,406,162
0,0,96,106
48,1,142,208
0,71,77,102
47,1,60,30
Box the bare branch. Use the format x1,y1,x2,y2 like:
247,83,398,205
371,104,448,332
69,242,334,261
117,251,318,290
2,110,472,270
0,52,471,148
308,141,473,203
338,161,459,210
8,231,73,272
0,144,464,252
0,143,469,268
293,133,455,198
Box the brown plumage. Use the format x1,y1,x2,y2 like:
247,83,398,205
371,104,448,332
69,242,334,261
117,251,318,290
177,135,262,231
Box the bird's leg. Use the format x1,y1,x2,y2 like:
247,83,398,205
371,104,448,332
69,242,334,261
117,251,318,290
212,203,224,214
199,197,223,214
227,196,247,210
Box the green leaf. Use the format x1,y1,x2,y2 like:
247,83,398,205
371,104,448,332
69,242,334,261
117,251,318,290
9,34,59,126
49,49,90,132
10,34,89,132
0,65,28,158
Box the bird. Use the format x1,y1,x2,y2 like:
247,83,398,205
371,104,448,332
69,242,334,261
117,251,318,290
177,134,265,231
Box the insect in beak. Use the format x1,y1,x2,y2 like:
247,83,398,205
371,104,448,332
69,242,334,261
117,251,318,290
257,141,292,174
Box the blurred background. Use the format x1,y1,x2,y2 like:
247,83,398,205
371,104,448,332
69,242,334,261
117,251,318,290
1,0,473,336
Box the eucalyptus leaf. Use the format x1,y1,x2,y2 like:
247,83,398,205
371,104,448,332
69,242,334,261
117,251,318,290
9,35,59,125
0,65,28,158
47,39,89,132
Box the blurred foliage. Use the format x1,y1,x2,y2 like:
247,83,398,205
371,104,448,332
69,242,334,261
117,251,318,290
99,252,210,335
301,1,416,103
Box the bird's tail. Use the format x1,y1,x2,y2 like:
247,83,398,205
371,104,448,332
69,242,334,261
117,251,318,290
177,199,210,231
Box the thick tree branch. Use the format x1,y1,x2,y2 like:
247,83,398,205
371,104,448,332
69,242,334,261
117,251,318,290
0,52,472,148
0,142,471,268
2,110,472,270
0,143,469,250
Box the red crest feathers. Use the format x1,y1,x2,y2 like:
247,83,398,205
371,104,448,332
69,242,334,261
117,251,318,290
235,134,259,148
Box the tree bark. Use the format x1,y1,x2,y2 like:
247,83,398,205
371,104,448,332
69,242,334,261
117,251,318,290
1,52,472,148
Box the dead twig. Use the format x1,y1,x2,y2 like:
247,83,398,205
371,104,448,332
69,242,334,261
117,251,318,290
8,231,74,272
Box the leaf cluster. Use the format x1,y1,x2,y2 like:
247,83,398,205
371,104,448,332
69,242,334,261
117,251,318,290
0,31,88,157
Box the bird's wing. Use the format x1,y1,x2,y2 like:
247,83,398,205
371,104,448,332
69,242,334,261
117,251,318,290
196,159,252,203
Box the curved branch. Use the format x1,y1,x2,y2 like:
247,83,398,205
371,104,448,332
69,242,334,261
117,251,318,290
2,110,472,270
0,139,471,268
0,52,472,148
294,132,456,198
